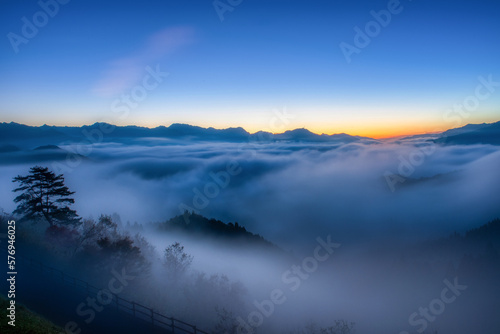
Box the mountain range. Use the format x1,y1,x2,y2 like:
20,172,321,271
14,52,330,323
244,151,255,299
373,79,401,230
0,120,499,148
0,122,374,147
434,121,500,145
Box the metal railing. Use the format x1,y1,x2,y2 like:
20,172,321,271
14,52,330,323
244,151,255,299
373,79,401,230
15,253,210,334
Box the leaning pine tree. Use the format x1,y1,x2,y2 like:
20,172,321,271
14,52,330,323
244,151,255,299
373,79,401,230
12,166,80,226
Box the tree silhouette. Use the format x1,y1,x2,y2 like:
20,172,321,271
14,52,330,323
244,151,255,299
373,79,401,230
12,166,80,226
164,242,193,283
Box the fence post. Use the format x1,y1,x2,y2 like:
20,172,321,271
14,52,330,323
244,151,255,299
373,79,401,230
10,253,208,334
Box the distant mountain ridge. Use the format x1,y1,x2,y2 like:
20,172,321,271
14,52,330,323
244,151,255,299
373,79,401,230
1,120,500,147
0,122,375,147
0,143,87,166
435,121,500,145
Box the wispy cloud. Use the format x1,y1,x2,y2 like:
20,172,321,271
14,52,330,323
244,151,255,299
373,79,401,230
92,26,195,97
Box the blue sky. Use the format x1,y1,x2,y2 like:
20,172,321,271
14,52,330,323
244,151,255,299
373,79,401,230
1,0,499,137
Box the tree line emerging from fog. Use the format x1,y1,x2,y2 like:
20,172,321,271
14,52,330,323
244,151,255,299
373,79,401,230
5,165,360,333
5,165,500,333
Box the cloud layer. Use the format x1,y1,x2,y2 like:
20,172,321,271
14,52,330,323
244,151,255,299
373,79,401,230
2,138,499,247
2,138,500,333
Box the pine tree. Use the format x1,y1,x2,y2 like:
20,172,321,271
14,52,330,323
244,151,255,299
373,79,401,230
164,242,193,283
12,166,80,226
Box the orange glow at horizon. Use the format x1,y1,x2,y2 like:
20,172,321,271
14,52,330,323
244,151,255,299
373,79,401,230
321,127,442,139
9,116,496,140
298,119,450,139
111,118,458,140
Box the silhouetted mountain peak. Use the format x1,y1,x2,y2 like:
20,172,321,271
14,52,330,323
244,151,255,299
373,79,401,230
169,123,201,131
285,128,314,135
436,120,500,145
0,144,21,153
156,212,281,252
33,145,62,151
